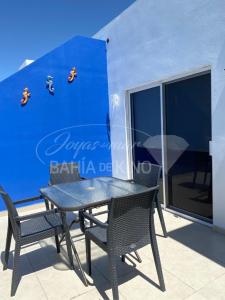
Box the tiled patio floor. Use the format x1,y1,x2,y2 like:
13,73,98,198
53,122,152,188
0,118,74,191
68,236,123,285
1,207,225,300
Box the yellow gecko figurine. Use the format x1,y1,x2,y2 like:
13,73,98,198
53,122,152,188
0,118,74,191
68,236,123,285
21,88,31,106
68,67,77,83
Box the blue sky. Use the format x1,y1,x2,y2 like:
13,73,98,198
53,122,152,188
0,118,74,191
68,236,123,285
0,0,135,81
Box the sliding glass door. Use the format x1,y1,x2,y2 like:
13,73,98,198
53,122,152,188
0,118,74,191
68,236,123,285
164,72,212,221
130,71,212,221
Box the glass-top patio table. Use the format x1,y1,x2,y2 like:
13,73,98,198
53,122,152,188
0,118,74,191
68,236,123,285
40,176,149,286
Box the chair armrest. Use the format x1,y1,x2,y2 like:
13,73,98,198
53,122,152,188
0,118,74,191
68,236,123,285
15,208,58,222
82,211,108,228
13,195,43,205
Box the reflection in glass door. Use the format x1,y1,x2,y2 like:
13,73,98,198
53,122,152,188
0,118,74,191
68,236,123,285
164,72,212,221
131,87,162,166
130,86,163,201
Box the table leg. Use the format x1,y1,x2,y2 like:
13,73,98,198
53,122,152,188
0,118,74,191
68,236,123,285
60,211,88,286
70,237,88,287
61,212,74,269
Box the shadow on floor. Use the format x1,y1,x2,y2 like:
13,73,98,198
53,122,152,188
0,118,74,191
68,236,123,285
1,243,71,272
168,221,225,266
1,239,162,300
81,253,162,300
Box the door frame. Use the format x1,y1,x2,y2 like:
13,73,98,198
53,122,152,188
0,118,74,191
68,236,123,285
126,65,212,224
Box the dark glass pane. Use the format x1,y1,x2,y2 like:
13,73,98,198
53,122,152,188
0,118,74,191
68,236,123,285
131,87,162,165
131,87,163,201
165,73,212,220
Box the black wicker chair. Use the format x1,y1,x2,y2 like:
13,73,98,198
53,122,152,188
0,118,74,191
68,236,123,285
49,162,84,226
50,162,82,186
134,162,167,237
0,186,64,297
83,186,165,300
49,162,95,234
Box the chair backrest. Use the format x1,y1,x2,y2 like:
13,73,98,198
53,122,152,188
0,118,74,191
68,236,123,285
0,186,20,237
49,162,81,185
107,186,158,255
134,162,162,187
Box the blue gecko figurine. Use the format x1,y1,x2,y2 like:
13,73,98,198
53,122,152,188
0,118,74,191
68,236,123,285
46,76,55,94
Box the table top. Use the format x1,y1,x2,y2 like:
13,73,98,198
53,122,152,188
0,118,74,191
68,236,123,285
40,176,150,211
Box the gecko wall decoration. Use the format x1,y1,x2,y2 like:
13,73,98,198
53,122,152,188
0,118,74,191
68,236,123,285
46,76,55,94
68,67,77,83
21,88,31,106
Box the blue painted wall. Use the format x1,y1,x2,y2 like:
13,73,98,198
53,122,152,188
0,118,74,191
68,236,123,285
0,36,111,210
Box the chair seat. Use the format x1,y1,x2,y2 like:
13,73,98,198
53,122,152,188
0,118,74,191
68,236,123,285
86,226,107,246
21,213,62,237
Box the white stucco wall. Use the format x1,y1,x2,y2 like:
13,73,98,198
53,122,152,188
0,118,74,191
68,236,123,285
94,0,225,229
